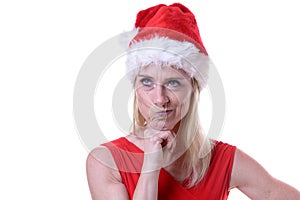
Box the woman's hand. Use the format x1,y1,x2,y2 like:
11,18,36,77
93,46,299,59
142,128,176,172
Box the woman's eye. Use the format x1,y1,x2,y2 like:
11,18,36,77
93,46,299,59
141,78,153,86
166,80,180,88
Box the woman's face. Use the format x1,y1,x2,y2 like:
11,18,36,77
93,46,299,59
135,64,193,131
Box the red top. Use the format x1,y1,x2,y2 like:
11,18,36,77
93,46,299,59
103,137,236,200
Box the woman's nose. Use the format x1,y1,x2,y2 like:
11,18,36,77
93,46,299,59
152,85,170,106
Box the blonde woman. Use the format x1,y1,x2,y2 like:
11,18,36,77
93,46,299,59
86,3,300,200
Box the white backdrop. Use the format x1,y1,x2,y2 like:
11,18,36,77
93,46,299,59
1,0,299,199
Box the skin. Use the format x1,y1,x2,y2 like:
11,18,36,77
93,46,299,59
86,65,300,200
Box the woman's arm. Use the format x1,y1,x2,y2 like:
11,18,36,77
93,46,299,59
132,170,160,200
132,129,176,200
86,147,129,200
230,148,300,199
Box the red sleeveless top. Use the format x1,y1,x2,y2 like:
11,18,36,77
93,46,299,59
103,137,236,200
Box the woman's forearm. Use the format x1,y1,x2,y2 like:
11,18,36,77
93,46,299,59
132,129,174,199
133,170,160,200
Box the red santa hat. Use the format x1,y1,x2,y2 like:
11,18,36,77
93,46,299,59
126,3,211,90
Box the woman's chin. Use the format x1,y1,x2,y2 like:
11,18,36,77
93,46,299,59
148,120,176,131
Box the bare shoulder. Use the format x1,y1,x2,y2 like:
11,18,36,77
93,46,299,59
230,148,300,200
86,146,129,200
86,146,121,182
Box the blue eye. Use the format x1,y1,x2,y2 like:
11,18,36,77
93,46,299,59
166,80,180,88
141,78,153,86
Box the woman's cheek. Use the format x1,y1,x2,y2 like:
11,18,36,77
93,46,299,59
138,102,150,121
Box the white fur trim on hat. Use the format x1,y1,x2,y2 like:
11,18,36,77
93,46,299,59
126,36,211,90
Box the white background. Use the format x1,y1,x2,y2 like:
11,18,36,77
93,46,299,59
1,0,299,199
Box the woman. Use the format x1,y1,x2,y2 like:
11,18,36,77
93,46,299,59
86,3,300,200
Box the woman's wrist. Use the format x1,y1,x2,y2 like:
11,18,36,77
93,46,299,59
133,170,160,200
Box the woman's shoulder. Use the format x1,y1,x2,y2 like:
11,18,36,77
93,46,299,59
212,140,237,154
86,137,128,169
209,140,237,168
86,141,129,199
101,137,128,149
87,144,119,172
102,136,143,153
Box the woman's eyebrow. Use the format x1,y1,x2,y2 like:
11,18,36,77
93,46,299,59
137,74,153,78
165,77,185,80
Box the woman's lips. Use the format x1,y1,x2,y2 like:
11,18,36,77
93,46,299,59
157,110,172,114
149,107,174,120
155,110,173,117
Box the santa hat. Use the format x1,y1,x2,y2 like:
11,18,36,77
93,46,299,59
126,3,211,90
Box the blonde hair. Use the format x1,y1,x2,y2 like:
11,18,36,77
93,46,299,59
132,78,213,188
